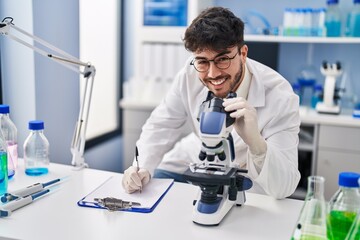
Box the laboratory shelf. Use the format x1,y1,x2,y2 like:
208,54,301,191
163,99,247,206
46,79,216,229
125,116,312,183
140,26,360,44
245,34,360,44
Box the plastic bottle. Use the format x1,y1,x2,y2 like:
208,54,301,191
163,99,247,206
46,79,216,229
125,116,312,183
0,105,18,179
345,178,360,240
292,82,303,105
328,172,360,240
24,120,50,176
347,0,360,37
291,176,328,240
311,84,323,109
325,0,342,37
0,129,8,195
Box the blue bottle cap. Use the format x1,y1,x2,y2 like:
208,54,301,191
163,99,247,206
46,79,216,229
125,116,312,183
28,120,44,130
338,172,360,187
0,105,10,114
327,0,339,4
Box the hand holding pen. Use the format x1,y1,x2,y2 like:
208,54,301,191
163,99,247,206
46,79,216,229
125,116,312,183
135,146,142,193
121,146,151,194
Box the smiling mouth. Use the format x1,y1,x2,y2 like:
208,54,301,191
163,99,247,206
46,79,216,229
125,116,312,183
207,77,228,87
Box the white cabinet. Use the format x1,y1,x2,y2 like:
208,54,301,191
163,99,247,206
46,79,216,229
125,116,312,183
316,125,360,200
122,105,154,169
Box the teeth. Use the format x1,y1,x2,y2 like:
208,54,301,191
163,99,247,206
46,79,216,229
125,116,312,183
210,78,226,85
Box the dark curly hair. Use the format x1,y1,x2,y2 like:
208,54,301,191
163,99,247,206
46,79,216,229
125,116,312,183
183,7,244,53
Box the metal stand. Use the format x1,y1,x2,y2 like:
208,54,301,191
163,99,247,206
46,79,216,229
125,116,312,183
0,17,96,169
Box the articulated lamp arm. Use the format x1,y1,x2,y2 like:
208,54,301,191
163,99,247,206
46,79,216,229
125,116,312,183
0,17,95,169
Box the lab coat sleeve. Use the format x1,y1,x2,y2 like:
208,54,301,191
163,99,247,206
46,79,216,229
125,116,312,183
135,69,191,175
247,94,301,199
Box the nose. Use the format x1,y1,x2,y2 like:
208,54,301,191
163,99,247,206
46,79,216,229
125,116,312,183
207,62,222,78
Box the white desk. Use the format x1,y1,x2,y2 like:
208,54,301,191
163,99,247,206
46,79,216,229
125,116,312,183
1,160,303,240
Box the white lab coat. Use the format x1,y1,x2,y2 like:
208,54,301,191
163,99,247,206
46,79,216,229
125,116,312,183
136,57,301,199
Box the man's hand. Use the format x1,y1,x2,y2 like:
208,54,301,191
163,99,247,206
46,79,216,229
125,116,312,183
223,97,267,155
122,166,151,193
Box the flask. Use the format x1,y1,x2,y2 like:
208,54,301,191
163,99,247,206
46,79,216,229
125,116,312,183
291,176,328,240
328,172,360,240
0,129,8,195
0,105,18,179
325,0,342,37
24,120,50,176
347,0,360,37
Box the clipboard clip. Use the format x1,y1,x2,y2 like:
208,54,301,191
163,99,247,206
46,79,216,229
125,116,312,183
94,197,141,211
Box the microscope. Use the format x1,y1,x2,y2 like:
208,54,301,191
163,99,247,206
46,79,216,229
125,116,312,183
316,61,343,114
183,91,253,226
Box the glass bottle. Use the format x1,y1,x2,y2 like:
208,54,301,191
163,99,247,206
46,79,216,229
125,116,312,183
0,129,8,195
328,172,360,240
0,104,18,179
345,208,360,239
291,176,328,240
325,0,342,37
347,0,360,37
24,120,50,176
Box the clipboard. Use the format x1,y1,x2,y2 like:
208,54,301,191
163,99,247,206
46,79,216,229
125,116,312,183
77,175,174,213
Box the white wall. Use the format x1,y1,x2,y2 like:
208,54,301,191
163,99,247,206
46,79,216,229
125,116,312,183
0,0,36,155
1,0,124,173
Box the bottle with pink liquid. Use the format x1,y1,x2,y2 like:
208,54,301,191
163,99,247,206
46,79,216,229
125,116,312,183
0,105,18,179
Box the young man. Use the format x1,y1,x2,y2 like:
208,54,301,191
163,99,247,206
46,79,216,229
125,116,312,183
122,7,301,199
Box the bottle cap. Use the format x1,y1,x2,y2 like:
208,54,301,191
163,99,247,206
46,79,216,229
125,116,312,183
0,105,10,114
28,120,44,130
338,172,360,187
327,0,339,4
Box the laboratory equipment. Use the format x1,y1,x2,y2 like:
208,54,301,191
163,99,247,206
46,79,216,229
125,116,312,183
347,0,360,37
328,172,360,240
1,178,62,203
0,130,7,195
0,188,52,218
0,17,95,169
316,61,343,114
325,0,342,37
353,102,360,118
311,84,323,109
24,121,50,176
183,91,253,226
346,210,360,240
291,176,328,240
0,105,18,179
297,64,318,106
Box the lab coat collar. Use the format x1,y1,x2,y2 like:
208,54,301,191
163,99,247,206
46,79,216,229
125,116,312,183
235,61,251,99
245,58,265,108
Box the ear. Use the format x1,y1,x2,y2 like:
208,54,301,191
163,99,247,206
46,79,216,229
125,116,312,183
240,44,248,61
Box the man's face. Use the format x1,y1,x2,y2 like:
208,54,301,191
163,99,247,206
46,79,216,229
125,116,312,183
193,45,247,98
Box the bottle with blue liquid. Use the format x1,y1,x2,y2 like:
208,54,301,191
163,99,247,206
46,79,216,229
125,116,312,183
0,105,18,179
24,120,50,176
325,0,342,37
347,0,360,37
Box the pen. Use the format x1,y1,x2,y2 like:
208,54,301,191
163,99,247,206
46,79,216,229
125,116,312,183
0,188,51,217
135,146,142,193
1,178,63,203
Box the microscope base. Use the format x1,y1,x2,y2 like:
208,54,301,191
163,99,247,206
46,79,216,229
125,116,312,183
316,102,341,115
192,194,235,226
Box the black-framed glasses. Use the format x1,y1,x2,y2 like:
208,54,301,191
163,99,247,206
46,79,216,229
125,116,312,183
190,52,239,73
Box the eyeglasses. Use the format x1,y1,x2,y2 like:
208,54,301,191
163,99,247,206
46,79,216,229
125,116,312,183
190,52,238,73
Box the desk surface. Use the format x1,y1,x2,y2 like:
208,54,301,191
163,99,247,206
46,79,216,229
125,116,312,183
1,161,303,240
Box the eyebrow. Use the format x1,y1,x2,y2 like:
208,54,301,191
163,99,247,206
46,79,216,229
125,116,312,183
194,50,231,60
